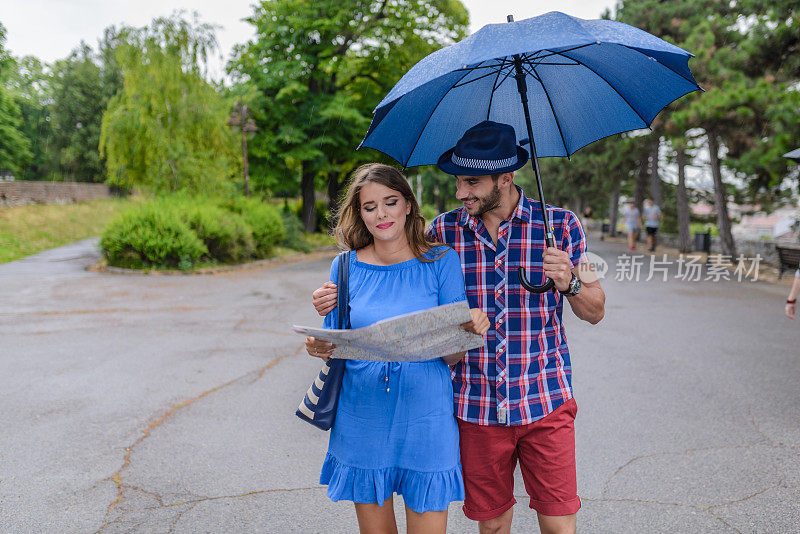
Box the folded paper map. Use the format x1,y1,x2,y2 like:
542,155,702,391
292,300,485,362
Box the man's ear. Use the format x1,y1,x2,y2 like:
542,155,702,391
500,171,514,188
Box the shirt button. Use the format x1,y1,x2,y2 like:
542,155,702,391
386,388,390,392
384,377,388,381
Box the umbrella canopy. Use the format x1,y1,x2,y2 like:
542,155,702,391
360,11,700,168
783,148,800,163
360,11,700,292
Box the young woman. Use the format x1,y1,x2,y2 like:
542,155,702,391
304,163,489,534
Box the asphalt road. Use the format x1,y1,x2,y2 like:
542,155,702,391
1,236,798,533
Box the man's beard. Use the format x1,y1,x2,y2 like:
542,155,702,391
467,183,502,216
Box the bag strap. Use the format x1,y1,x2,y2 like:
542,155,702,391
336,251,350,330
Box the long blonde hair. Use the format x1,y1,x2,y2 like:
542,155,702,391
333,163,446,262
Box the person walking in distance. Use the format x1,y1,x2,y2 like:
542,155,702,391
622,200,641,251
785,267,800,320
643,198,662,252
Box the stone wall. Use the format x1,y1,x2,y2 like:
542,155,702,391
0,181,111,207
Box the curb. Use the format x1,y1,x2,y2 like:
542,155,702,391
87,246,339,276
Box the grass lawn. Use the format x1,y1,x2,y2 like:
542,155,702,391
689,222,719,236
0,196,336,267
0,198,134,264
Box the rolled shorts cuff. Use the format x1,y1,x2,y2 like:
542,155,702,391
529,495,581,516
463,496,516,521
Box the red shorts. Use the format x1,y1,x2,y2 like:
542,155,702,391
457,398,580,520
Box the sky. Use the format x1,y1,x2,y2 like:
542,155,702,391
0,0,616,79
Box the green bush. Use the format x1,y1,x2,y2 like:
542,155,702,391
291,200,330,233
101,195,293,269
182,202,256,263
100,202,208,269
280,207,311,252
420,204,439,225
224,197,286,255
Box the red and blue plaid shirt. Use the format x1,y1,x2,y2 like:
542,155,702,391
427,187,587,426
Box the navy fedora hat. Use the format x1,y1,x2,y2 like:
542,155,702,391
437,120,529,176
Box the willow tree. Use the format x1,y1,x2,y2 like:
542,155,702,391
0,22,32,174
100,13,239,194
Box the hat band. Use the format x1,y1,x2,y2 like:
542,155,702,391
451,153,517,171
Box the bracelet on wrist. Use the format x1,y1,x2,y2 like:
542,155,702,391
788,299,797,304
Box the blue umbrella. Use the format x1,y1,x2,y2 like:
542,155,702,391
360,11,701,292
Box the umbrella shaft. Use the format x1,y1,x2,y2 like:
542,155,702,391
513,55,554,247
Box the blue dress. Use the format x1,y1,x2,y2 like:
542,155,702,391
319,247,467,513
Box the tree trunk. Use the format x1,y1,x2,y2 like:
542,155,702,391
436,180,450,213
571,196,583,217
634,152,648,214
301,162,317,233
608,184,620,237
706,131,736,257
675,147,691,253
242,131,250,197
648,137,662,206
327,170,343,228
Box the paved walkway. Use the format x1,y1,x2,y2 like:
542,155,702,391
1,237,798,533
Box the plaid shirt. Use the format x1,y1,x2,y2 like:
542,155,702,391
427,187,586,426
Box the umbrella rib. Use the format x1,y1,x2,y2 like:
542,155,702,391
529,61,582,66
452,66,507,89
547,48,650,129
403,66,476,167
486,58,509,120
522,64,570,156
484,64,516,120
522,63,541,81
526,43,594,63
621,45,700,87
525,51,579,67
453,59,508,72
494,62,516,90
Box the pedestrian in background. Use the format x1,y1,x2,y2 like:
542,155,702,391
643,198,662,252
622,201,641,251
786,267,800,319
581,206,593,232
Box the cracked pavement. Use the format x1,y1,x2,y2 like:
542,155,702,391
1,237,798,533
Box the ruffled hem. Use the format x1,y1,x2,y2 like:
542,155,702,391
319,452,465,513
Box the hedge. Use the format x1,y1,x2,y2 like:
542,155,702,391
100,196,292,270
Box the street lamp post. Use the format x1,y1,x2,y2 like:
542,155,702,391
228,102,258,197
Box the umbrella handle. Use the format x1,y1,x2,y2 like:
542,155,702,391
518,267,555,293
512,50,558,295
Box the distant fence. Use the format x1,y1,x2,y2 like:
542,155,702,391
0,181,111,208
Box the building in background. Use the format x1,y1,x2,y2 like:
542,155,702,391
733,205,800,242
